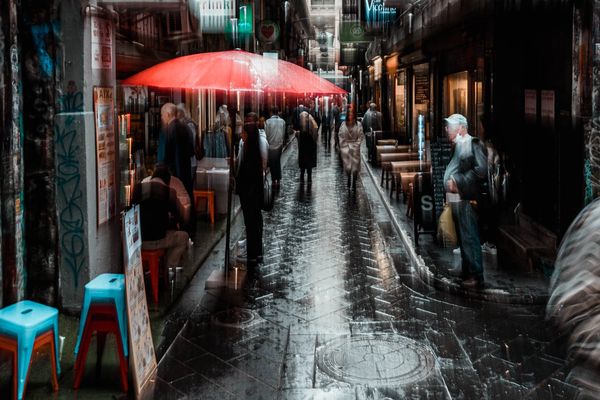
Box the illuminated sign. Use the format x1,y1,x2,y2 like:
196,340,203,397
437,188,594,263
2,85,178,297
362,0,396,32
238,4,253,34
192,0,236,34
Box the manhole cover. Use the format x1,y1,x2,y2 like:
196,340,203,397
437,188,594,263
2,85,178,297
212,308,258,328
317,335,435,385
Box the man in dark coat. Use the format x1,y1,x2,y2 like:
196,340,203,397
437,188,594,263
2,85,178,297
162,103,195,199
292,104,306,131
443,113,488,288
362,103,383,162
332,101,341,150
297,111,318,184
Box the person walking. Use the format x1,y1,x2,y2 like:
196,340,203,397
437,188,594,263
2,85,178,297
297,110,318,184
332,101,341,150
443,113,488,288
236,113,267,267
162,103,195,199
176,103,200,186
362,103,383,162
321,100,332,148
265,106,286,187
338,105,364,190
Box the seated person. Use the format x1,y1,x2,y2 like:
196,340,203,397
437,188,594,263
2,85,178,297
132,165,189,271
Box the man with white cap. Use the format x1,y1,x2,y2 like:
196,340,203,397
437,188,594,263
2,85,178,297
443,113,488,288
362,102,383,162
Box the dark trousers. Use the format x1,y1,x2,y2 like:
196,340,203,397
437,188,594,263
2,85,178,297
451,200,483,280
322,124,331,145
239,192,263,261
300,168,312,182
268,148,282,182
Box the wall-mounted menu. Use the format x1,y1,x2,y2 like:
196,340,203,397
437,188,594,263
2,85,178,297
430,138,453,221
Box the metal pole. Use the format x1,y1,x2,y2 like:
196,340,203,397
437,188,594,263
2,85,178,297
224,90,237,280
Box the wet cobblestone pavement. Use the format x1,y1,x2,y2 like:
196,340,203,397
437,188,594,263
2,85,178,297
153,138,590,399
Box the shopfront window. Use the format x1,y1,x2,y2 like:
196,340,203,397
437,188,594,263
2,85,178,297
443,70,485,137
443,71,468,118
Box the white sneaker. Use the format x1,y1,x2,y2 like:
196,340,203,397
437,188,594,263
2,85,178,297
453,248,461,255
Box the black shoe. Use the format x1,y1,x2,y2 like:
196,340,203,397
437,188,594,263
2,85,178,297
462,277,484,289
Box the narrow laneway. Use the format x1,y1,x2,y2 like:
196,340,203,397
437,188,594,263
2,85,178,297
154,138,574,400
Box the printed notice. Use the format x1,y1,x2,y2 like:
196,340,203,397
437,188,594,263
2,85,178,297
93,87,116,225
91,16,112,70
122,206,156,398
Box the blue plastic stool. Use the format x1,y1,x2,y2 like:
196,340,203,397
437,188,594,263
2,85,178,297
74,273,128,358
0,300,60,400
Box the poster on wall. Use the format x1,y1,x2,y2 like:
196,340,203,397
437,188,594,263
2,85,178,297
524,89,537,122
540,90,555,128
93,87,116,225
91,16,112,70
122,205,156,398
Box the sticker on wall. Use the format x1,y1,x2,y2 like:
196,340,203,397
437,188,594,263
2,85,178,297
91,16,112,70
258,20,280,44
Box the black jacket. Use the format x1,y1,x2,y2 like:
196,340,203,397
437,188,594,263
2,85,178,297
452,138,488,201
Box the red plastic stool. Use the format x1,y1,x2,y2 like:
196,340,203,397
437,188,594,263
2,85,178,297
141,248,165,304
0,330,59,400
73,304,128,392
193,190,215,224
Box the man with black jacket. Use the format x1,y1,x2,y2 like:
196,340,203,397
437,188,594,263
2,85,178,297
443,113,488,288
162,103,194,200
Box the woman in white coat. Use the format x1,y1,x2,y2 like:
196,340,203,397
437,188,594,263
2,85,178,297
338,106,363,189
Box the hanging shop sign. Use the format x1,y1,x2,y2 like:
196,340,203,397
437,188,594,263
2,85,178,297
238,4,254,34
122,205,156,399
361,0,397,33
194,0,236,34
93,87,117,225
340,20,369,43
91,16,112,70
340,44,363,66
373,57,382,81
258,20,280,43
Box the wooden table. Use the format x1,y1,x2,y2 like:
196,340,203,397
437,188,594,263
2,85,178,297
375,145,412,166
380,152,419,188
390,161,431,201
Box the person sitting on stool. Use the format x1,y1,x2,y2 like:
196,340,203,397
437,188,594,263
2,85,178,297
133,165,189,273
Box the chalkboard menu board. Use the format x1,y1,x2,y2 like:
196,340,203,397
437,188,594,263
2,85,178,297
430,138,453,220
414,70,430,105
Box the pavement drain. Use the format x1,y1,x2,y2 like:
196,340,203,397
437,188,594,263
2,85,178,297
211,308,260,328
316,334,436,386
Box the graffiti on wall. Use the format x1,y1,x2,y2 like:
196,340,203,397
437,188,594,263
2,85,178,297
585,114,600,203
56,82,85,287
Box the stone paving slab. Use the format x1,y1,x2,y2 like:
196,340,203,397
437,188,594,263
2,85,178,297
155,137,584,399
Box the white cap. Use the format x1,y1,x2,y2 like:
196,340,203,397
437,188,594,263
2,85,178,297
444,113,468,128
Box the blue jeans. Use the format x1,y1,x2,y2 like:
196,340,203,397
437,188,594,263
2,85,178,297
451,200,483,280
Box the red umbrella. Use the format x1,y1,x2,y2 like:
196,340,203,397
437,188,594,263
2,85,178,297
122,49,346,95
